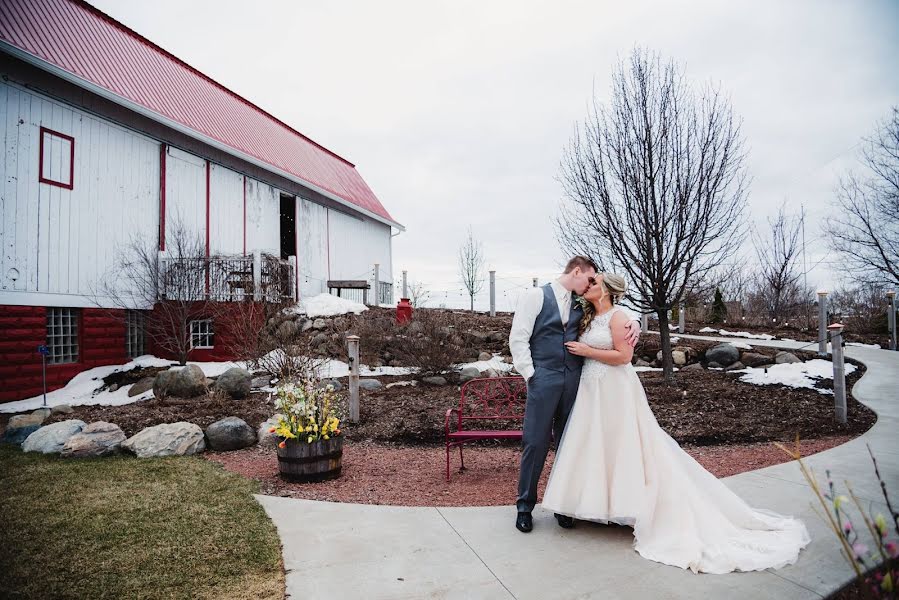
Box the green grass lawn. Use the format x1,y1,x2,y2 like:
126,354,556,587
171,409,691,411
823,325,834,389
0,445,284,599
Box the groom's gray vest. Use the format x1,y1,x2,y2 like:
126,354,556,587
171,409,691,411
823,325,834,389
530,284,584,374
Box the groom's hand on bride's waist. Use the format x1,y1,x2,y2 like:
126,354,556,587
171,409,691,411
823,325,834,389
625,320,640,347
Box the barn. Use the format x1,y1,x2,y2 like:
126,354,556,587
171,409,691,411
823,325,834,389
0,0,403,402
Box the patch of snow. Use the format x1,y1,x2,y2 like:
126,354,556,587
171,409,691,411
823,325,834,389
733,359,857,395
728,341,753,350
385,380,418,388
670,337,681,345
718,328,775,341
699,327,719,333
668,324,678,330
846,342,881,349
286,293,368,318
457,354,515,373
317,360,415,379
633,366,678,372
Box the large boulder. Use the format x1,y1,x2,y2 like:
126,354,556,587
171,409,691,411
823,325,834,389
741,352,772,368
60,422,126,458
421,376,448,386
205,417,256,451
775,352,801,364
257,414,284,449
477,352,493,362
215,368,253,399
311,318,328,330
358,379,383,391
681,362,704,371
8,413,45,429
276,320,298,340
655,350,688,366
128,377,155,397
459,366,480,382
705,343,740,367
22,420,86,454
51,404,74,416
725,361,746,372
154,365,207,399
31,407,52,422
316,379,343,392
122,422,206,458
1,423,41,446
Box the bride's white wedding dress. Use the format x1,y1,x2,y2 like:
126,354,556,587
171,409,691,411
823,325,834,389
541,307,811,574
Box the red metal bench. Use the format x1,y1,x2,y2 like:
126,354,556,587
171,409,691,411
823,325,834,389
444,376,527,481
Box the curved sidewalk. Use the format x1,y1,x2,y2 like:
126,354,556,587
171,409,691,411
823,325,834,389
257,339,898,600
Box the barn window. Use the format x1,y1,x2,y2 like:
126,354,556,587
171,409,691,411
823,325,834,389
47,308,79,364
39,127,75,189
189,319,214,349
126,310,146,358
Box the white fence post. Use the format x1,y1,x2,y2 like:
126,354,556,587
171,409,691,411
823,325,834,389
373,264,380,306
253,250,262,302
817,290,828,356
678,302,685,334
402,270,408,299
888,290,897,351
641,312,648,334
346,335,360,423
489,271,496,317
829,323,847,423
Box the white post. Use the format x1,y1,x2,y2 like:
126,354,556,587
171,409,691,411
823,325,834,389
489,271,496,317
641,312,648,334
532,278,538,288
288,255,298,301
253,250,262,302
346,335,360,423
817,290,828,356
402,270,408,299
678,302,685,334
888,290,897,351
829,323,847,423
373,263,380,306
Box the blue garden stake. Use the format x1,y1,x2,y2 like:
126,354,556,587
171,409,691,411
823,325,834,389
37,345,49,407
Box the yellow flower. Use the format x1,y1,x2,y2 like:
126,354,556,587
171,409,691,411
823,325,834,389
307,435,313,443
323,435,330,440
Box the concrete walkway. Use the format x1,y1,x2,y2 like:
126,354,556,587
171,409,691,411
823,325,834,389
257,338,898,599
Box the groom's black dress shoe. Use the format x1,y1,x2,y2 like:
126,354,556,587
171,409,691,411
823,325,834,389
555,513,575,529
516,511,533,533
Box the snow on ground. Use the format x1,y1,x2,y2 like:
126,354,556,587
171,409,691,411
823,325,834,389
728,341,753,350
731,359,857,395
846,342,881,349
457,355,515,374
699,327,719,333
317,360,415,379
717,328,775,341
286,293,368,318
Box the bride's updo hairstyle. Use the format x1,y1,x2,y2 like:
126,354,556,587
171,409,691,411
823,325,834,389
579,272,628,337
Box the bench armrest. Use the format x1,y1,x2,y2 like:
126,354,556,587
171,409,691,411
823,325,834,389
445,407,460,439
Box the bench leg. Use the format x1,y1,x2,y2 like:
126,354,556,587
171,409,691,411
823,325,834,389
459,445,465,473
446,442,451,482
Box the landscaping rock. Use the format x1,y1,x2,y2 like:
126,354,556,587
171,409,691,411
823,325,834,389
152,369,178,398
487,331,506,343
215,367,253,399
301,319,314,332
634,358,652,367
358,379,383,391
31,407,52,421
655,350,687,366
705,343,740,367
775,352,801,364
251,376,272,389
168,365,207,398
205,417,256,451
257,415,284,448
481,368,500,378
108,383,119,393
503,356,514,364
421,376,448,386
707,361,723,369
459,366,480,382
407,321,424,334
311,332,329,347
467,331,489,343
333,317,348,330
22,420,86,454
8,413,44,430
724,361,746,372
311,318,328,330
681,363,704,371
277,320,298,340
740,352,772,368
122,422,206,458
1,424,41,446
477,352,493,362
60,422,126,458
128,377,155,397
316,379,343,392
51,404,74,415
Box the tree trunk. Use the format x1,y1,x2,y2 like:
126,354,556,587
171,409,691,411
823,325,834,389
470,296,474,311
657,309,675,382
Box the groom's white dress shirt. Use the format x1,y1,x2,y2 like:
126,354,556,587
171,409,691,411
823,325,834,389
509,279,636,381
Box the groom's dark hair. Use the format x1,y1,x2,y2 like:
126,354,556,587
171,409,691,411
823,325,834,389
563,255,599,274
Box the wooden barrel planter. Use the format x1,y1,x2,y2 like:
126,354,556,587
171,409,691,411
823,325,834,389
277,436,343,482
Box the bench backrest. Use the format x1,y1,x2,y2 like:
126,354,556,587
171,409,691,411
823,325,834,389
457,377,527,424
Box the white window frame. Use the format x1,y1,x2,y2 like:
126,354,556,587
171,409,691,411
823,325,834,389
189,319,214,349
47,308,79,364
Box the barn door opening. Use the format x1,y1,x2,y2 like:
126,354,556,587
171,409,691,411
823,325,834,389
279,194,296,260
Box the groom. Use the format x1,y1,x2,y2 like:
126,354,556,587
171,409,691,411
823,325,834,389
509,256,640,532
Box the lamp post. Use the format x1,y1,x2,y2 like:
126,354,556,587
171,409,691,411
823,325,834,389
888,290,897,351
817,290,828,356
37,345,49,407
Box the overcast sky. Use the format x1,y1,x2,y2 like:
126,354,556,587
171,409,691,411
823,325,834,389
92,0,899,311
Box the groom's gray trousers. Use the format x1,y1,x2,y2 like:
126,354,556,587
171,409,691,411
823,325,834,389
516,284,584,514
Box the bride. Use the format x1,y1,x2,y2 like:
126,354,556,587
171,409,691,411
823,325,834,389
541,272,811,574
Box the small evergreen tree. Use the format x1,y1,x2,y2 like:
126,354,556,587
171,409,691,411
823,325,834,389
710,287,728,323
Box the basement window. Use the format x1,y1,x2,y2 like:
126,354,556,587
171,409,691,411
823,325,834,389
47,308,79,364
126,310,146,358
189,319,214,349
39,127,75,189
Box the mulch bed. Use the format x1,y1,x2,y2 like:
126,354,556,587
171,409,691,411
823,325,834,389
204,436,855,507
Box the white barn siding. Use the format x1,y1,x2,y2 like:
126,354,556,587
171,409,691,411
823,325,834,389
244,177,279,254
327,209,392,297
164,146,206,246
1,81,158,306
209,164,244,256
296,197,328,297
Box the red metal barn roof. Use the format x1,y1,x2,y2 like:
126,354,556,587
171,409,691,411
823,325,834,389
0,0,400,227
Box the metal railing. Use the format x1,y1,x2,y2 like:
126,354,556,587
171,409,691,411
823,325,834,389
159,252,295,303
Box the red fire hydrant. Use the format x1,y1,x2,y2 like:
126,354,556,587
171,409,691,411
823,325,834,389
396,297,413,324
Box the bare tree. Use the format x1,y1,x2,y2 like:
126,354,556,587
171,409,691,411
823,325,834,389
752,207,804,322
408,280,431,308
824,107,899,286
556,48,748,380
458,227,486,311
